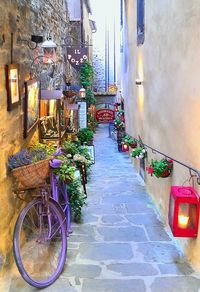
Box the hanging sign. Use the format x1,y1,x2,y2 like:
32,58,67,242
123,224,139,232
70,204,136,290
96,109,115,123
67,47,88,70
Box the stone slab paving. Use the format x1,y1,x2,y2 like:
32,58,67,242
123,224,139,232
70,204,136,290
2,124,200,291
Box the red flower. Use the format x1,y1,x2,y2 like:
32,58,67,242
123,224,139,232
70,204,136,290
146,166,154,175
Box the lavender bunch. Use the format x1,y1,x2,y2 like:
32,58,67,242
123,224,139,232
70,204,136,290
8,149,34,170
8,148,48,170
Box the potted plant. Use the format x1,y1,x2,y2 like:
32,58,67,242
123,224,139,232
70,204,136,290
132,147,147,159
146,159,173,178
77,127,94,145
114,117,125,129
121,135,137,148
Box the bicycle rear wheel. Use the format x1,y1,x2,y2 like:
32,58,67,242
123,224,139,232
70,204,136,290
13,198,67,288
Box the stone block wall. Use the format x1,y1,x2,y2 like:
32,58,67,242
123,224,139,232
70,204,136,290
0,0,70,273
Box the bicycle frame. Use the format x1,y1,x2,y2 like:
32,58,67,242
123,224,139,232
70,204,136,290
50,171,71,235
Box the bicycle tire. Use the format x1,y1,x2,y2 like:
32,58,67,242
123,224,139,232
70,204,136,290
13,197,67,289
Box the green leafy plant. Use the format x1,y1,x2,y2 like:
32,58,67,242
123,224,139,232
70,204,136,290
132,147,146,159
63,141,79,156
85,89,96,106
68,178,87,222
114,117,125,129
77,128,94,145
80,61,94,88
53,159,76,183
146,159,173,178
121,135,137,147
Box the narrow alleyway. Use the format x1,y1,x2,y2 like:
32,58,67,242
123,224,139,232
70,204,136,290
6,125,200,291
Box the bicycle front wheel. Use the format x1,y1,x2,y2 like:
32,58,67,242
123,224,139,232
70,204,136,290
13,198,67,288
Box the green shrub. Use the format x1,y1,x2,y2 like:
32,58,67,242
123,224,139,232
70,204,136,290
77,128,94,145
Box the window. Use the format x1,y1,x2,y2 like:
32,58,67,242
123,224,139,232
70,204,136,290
137,0,145,46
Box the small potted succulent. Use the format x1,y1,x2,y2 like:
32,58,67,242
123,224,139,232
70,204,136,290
132,147,147,159
146,159,173,178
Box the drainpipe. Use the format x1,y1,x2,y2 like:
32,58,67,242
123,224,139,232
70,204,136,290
80,0,84,45
105,19,108,91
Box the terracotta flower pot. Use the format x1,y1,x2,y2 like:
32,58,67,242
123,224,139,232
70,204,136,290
63,90,76,98
160,170,171,178
130,142,137,148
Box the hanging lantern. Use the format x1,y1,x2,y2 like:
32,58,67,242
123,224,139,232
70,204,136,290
122,143,129,152
79,87,86,98
41,36,57,64
168,186,200,237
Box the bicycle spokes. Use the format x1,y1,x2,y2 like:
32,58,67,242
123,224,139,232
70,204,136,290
17,200,66,283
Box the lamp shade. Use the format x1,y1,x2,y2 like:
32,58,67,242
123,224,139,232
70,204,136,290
41,37,57,63
79,87,86,98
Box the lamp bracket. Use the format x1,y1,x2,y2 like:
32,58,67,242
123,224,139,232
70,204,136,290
17,35,43,50
0,34,5,46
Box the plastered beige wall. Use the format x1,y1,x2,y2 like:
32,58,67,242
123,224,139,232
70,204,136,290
122,0,200,271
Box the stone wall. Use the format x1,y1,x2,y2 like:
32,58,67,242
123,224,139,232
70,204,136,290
94,93,116,105
0,0,70,273
121,0,200,271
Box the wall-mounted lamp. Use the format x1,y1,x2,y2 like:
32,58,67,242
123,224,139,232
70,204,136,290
17,35,43,49
41,36,57,64
79,87,86,98
135,78,143,85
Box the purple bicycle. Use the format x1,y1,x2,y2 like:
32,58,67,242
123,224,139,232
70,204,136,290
13,149,71,288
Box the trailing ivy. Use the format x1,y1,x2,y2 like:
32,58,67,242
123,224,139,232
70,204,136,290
68,178,87,222
80,61,96,106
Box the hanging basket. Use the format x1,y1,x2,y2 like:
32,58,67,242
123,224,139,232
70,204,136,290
12,159,50,188
146,159,173,178
63,90,76,98
130,142,137,148
160,169,172,178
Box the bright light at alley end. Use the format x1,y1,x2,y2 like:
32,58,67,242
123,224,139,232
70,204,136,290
79,87,86,98
168,186,200,237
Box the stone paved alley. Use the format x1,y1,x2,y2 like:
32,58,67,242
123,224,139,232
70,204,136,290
4,125,200,291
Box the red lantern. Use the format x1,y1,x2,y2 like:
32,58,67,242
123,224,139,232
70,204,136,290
168,186,200,237
122,143,129,152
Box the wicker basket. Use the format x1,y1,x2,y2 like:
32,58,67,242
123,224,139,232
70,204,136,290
12,159,50,188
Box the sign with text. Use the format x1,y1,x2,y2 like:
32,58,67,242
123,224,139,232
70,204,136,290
78,101,87,128
67,47,88,70
96,108,115,123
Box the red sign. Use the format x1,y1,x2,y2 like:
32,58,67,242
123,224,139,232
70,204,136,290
96,109,115,123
